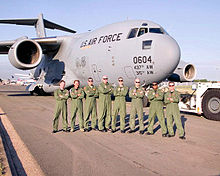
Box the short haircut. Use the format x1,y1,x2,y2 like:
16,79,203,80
59,80,65,84
118,77,123,80
135,78,140,82
168,81,175,86
74,80,80,84
102,75,108,79
88,77,93,81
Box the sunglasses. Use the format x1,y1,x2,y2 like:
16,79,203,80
152,84,157,86
103,78,108,80
169,85,174,87
118,80,123,82
136,82,140,83
88,80,93,82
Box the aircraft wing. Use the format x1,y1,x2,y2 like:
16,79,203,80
0,14,76,54
0,40,15,54
0,36,61,54
0,18,76,34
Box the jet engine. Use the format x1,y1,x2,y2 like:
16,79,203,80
168,61,196,82
8,39,42,70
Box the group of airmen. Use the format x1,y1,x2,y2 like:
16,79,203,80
52,75,186,140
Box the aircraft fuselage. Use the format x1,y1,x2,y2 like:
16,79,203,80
45,20,180,92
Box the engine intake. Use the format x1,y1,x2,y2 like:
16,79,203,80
8,39,42,70
168,61,196,82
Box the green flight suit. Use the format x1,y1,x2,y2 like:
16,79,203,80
70,87,85,130
53,89,69,131
147,88,167,134
129,87,145,131
84,85,98,129
98,82,113,130
164,90,184,137
112,85,128,131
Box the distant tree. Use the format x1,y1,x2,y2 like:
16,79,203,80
194,79,208,82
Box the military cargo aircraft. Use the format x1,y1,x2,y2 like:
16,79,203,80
0,14,196,95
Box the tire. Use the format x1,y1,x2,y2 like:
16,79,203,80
30,91,38,96
32,86,47,96
202,89,220,121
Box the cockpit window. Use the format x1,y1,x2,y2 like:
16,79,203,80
127,28,138,39
137,28,148,37
142,23,148,26
142,40,152,49
149,28,164,34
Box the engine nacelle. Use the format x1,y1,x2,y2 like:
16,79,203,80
168,60,197,82
8,39,42,70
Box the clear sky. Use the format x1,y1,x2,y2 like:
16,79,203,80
0,0,219,80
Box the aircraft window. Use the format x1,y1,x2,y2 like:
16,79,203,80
142,23,148,26
149,28,164,34
137,28,148,37
142,40,152,49
127,28,138,39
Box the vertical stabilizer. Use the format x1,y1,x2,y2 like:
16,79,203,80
35,13,46,37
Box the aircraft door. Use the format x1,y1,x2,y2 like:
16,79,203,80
75,56,90,81
91,64,101,82
44,60,65,84
124,66,136,79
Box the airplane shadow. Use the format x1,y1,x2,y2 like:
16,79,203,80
8,93,31,97
76,112,187,134
0,118,27,176
0,90,26,93
114,112,160,133
0,90,31,96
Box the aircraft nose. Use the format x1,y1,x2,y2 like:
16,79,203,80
153,35,181,74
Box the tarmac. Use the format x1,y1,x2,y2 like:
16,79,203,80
0,85,219,176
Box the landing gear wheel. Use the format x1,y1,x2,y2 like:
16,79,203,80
202,89,220,121
31,86,46,96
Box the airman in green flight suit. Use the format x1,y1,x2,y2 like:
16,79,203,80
111,77,128,133
98,75,113,132
70,80,85,132
164,82,185,139
84,77,98,132
146,82,167,137
128,78,145,134
52,80,69,133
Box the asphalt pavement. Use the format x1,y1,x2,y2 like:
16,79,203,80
0,85,219,176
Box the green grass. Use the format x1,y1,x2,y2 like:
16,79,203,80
176,85,194,94
0,158,5,175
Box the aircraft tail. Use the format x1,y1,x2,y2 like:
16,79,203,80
0,13,76,38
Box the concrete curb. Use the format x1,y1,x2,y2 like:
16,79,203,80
0,108,45,176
